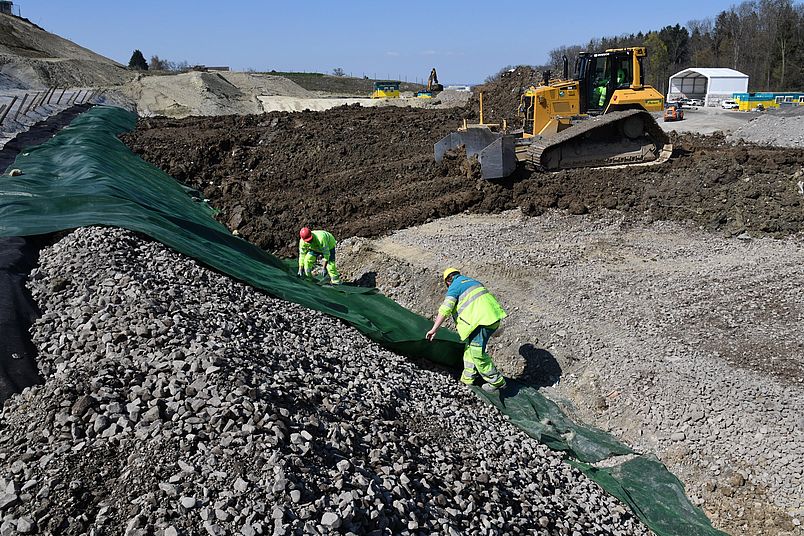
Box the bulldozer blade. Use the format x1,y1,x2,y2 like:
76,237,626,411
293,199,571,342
477,135,517,180
434,128,517,180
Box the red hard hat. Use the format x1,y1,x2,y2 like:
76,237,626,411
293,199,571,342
299,227,313,242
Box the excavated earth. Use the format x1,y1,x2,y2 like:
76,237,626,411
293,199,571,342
122,106,804,258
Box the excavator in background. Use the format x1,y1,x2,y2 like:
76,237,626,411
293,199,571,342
416,68,444,98
435,47,673,179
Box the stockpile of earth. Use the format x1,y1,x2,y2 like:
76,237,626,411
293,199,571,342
118,71,315,118
0,226,650,535
278,73,422,96
513,132,804,236
122,107,804,258
466,66,543,126
122,106,488,256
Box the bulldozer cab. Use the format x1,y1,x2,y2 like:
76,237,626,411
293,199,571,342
578,50,639,114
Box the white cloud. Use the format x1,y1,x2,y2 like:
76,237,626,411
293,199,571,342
385,51,400,57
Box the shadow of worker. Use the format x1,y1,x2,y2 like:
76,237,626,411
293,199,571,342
518,343,562,388
353,271,377,289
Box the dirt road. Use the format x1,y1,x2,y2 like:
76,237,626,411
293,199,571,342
659,106,754,135
338,210,804,536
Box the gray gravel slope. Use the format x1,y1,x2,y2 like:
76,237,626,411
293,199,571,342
0,227,649,535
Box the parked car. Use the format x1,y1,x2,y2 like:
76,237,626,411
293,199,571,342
680,98,703,107
663,104,684,122
721,99,739,109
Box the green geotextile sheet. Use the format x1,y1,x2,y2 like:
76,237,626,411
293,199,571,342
0,106,726,536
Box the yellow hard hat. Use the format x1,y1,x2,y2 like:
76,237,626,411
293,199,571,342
442,267,460,282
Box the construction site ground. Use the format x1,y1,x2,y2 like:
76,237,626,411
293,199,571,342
123,104,804,536
658,105,753,135
4,11,804,533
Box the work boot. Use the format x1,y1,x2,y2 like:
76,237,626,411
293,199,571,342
481,383,499,393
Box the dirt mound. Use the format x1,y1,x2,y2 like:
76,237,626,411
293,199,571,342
122,108,804,257
119,71,314,117
466,66,543,126
514,133,804,236
123,106,488,255
0,13,131,89
278,73,422,96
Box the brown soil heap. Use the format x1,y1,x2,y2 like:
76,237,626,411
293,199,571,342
122,106,804,257
466,66,543,126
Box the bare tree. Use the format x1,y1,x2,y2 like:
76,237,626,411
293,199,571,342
149,55,168,71
166,60,190,72
548,45,583,77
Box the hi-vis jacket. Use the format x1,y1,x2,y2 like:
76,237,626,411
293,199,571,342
438,275,507,340
298,230,336,269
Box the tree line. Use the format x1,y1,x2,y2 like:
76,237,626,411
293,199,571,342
128,49,190,72
544,0,803,93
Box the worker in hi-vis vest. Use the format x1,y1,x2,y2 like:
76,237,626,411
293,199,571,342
425,268,507,392
297,227,341,285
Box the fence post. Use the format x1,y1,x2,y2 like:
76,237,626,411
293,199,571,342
24,92,39,114
56,88,67,104
13,94,29,121
0,96,18,124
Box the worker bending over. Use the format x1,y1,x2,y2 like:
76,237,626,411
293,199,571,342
426,268,507,392
297,227,341,285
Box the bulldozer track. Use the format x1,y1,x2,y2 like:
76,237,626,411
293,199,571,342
527,110,670,171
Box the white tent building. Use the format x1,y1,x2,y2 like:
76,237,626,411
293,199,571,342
667,68,749,106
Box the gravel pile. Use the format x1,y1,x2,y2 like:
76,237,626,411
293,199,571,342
727,107,804,147
0,226,650,535
345,210,804,535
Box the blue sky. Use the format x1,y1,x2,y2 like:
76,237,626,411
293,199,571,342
16,0,741,84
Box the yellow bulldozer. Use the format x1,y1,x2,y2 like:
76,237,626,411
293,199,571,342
435,47,672,179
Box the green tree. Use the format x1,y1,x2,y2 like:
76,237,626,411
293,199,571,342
658,24,690,69
128,49,148,71
645,32,670,93
687,19,717,67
